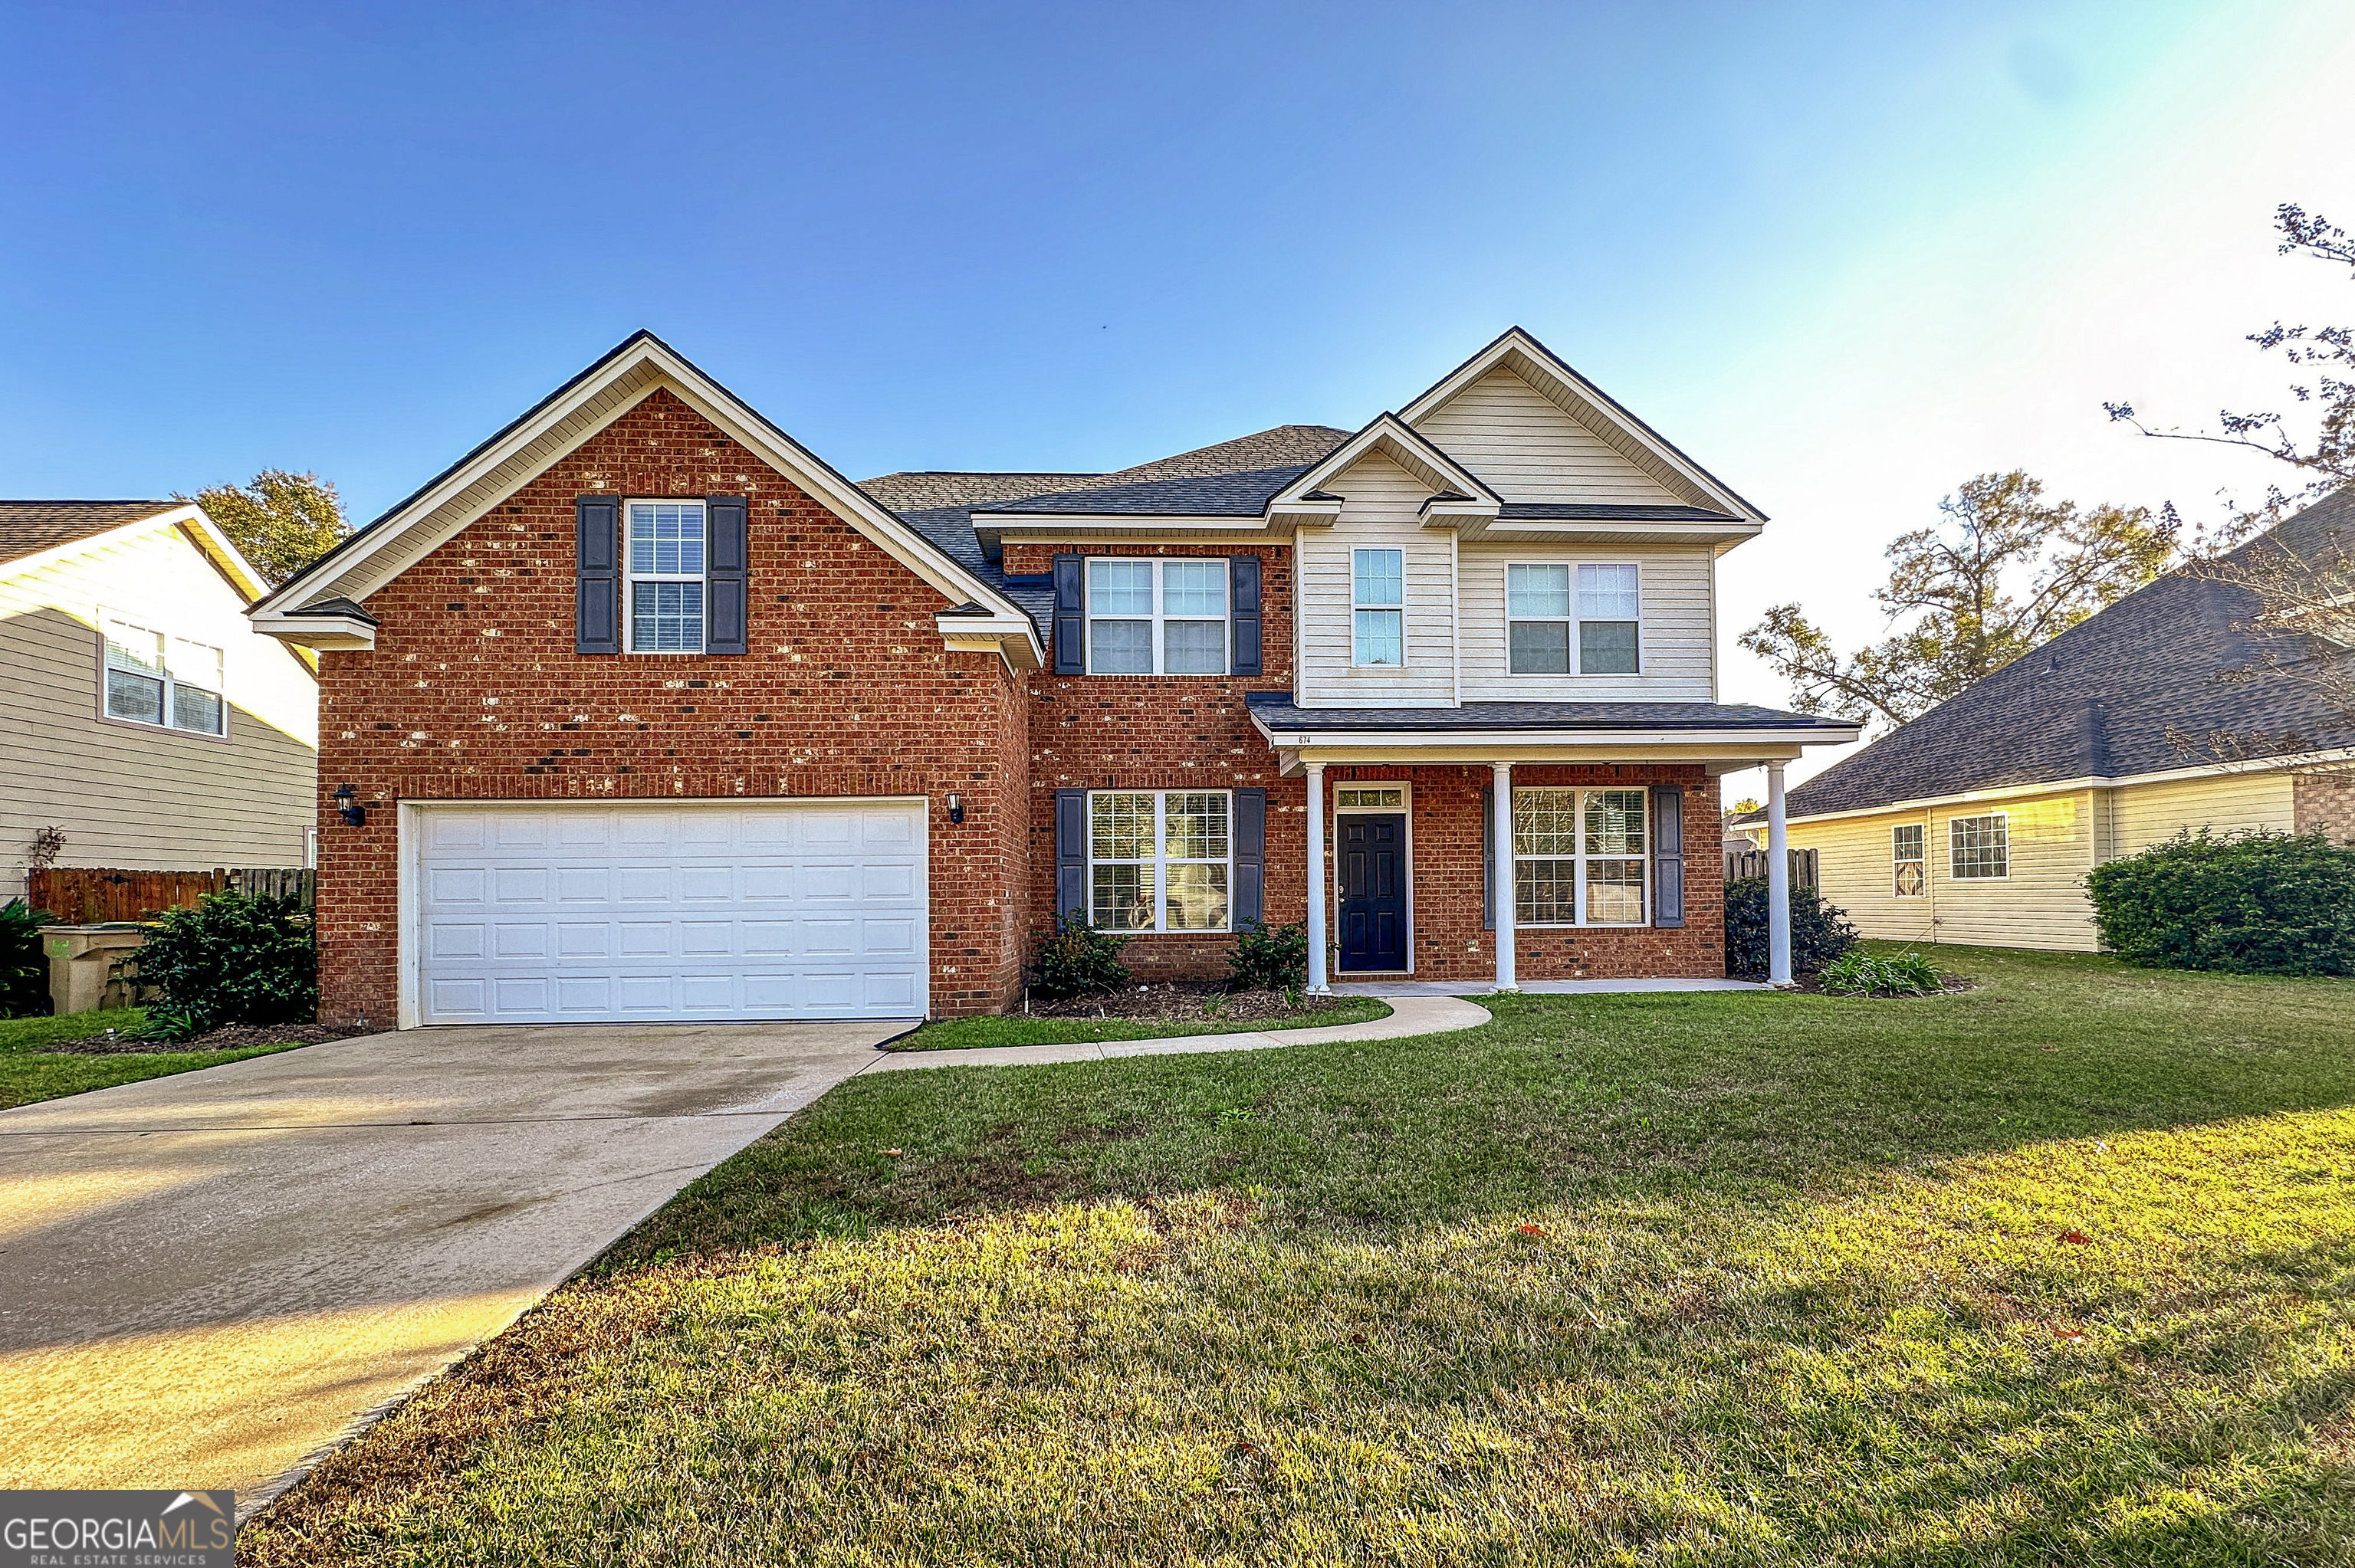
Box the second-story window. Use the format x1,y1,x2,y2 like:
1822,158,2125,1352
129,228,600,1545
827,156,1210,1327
1086,559,1227,674
1507,563,1641,675
626,500,708,652
102,614,225,736
1352,549,1403,666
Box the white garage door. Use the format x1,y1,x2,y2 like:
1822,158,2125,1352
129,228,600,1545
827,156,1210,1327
411,801,928,1025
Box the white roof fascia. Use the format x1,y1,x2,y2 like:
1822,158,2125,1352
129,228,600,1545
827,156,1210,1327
1264,414,1502,511
1777,746,2355,827
252,334,1042,666
1250,717,1862,752
1398,328,1765,524
935,609,1043,674
974,513,1274,533
251,606,376,651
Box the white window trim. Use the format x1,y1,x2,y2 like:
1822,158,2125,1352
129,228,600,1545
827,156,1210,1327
1350,548,1406,668
622,497,710,655
1892,822,1927,897
1082,558,1230,676
1948,811,2010,881
95,609,229,741
1330,779,1414,974
1086,789,1235,933
1510,786,1650,928
1503,560,1644,677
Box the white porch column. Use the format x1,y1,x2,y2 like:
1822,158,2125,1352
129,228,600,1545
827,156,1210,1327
1491,763,1517,992
1766,759,1792,986
1305,761,1330,994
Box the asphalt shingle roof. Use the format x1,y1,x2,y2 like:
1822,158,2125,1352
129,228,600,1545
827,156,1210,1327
1773,489,2355,820
0,500,179,567
1245,691,1855,733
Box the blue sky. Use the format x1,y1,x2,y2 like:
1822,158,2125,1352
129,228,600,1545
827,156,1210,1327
6,1,2351,777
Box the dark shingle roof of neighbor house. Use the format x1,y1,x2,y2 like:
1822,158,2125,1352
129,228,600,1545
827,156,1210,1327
1245,691,1857,733
0,500,181,567
1764,489,2355,822
859,426,1352,631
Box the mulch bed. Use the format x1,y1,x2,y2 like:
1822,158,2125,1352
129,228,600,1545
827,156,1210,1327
1019,981,1352,1025
1740,973,1980,999
33,1022,374,1055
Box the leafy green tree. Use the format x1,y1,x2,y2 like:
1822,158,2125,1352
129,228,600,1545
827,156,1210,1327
182,469,349,586
1740,471,2175,734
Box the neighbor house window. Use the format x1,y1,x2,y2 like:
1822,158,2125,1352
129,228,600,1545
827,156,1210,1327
1893,823,1926,896
1507,563,1640,674
1512,788,1647,926
1352,549,1403,666
1089,790,1232,931
626,500,707,652
102,615,225,736
1086,558,1227,674
1949,814,2008,879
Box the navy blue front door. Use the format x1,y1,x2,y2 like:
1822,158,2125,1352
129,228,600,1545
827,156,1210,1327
1338,813,1408,971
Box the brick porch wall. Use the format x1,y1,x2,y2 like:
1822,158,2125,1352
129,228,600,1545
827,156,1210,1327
312,388,1029,1025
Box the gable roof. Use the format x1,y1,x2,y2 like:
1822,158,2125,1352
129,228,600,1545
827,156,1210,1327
0,500,182,566
1266,413,1503,510
1773,489,2355,821
252,332,1038,653
1401,327,1766,523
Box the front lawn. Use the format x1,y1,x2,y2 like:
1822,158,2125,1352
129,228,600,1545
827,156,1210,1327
900,993,1392,1050
248,946,2355,1565
0,1009,310,1110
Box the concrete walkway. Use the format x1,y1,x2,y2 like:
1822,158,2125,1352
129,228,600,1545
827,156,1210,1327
869,993,1491,1071
1331,977,1768,997
0,1021,900,1517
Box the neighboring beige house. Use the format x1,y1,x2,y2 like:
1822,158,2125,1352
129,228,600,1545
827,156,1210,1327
1,501,320,898
1742,491,2355,952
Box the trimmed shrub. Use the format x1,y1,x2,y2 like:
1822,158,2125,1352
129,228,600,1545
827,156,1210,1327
1030,910,1133,1000
135,890,317,1039
2086,830,2355,976
2,899,56,1019
1724,875,1858,978
1226,919,1308,991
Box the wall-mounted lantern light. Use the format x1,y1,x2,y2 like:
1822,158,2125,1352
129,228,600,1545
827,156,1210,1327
947,792,964,825
333,784,366,827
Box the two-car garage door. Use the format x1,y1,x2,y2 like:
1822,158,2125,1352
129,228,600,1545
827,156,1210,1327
411,801,928,1025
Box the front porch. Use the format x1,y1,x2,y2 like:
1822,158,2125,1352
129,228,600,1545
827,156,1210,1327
1246,694,1861,992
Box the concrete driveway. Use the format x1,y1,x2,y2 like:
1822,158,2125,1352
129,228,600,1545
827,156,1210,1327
0,1020,903,1515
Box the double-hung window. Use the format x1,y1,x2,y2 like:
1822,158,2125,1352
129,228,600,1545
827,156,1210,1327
1893,824,1926,897
626,500,708,652
1511,787,1647,925
1352,549,1404,666
1088,790,1231,931
102,615,225,736
1086,559,1227,674
1949,814,2008,879
1506,563,1641,674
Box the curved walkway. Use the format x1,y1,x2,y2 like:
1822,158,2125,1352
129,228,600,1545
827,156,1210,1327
867,993,1493,1071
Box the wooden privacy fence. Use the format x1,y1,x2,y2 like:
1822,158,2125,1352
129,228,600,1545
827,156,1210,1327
27,866,316,923
1723,847,1818,889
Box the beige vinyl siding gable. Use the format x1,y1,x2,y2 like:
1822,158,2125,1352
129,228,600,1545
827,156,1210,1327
1295,454,1457,707
0,523,319,887
1415,367,1685,504
1457,544,1715,701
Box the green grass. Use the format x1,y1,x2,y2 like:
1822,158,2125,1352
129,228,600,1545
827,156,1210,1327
898,994,1392,1050
0,1008,308,1110
247,946,2355,1565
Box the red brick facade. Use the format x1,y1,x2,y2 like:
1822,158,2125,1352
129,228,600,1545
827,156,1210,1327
314,390,1729,1024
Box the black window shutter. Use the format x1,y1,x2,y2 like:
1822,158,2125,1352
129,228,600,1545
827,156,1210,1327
1055,788,1087,923
1481,784,1496,931
705,494,748,654
575,495,620,654
1652,785,1685,928
1053,555,1085,675
1230,556,1263,676
1233,788,1266,927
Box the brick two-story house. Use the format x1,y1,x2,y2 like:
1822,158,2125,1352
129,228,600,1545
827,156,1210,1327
251,329,1856,1026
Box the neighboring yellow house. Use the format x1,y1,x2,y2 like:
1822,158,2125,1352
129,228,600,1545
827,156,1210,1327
1742,492,2355,953
1,501,320,897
